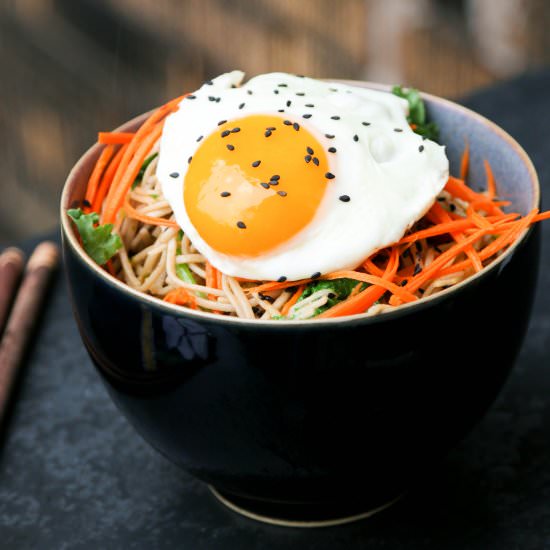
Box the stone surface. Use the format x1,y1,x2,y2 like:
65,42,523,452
0,70,549,549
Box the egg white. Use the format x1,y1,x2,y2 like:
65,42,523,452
157,71,449,281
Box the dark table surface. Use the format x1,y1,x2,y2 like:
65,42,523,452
1,70,550,549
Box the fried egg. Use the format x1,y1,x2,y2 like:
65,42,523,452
157,71,449,281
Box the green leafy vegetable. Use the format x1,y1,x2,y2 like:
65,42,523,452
67,208,122,265
392,85,439,141
296,278,366,317
132,152,158,189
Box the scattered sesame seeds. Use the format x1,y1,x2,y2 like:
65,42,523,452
304,155,312,163
277,276,287,282
286,100,292,107
247,90,253,95
339,195,350,202
231,127,241,133
259,293,275,303
362,121,371,126
239,102,245,109
187,156,192,164
82,199,91,208
419,145,425,152
267,127,276,131
204,80,213,85
303,114,312,119
394,128,403,132
269,180,279,186
449,203,456,212
221,130,230,138
220,191,231,197
296,92,305,96
260,182,271,189
325,134,335,139
331,115,340,120
270,175,280,181
217,120,227,126
187,95,196,99
278,109,285,113
400,280,408,287
353,134,359,142
306,146,314,155
284,120,292,126
273,89,279,94
293,122,300,131
325,172,335,179
329,87,338,92
215,97,221,102
237,221,247,229
265,130,272,137
196,135,203,142
278,83,288,87
305,103,315,107
226,144,235,151
311,271,321,279
328,147,337,153
252,160,261,167
312,157,319,166
170,172,179,178
277,190,287,197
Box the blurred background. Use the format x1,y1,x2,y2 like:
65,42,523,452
1,0,548,242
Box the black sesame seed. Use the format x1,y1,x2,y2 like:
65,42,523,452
187,95,196,99
394,128,403,132
413,264,422,276
226,144,235,151
188,156,192,164
296,92,305,96
277,276,287,282
239,102,245,109
278,83,288,87
362,121,371,126
303,113,312,119
328,147,337,153
217,120,227,126
221,130,230,138
353,134,359,142
400,279,408,287
270,175,280,181
237,221,247,229
329,87,338,92
169,172,179,178
196,135,203,142
247,90,253,95
286,100,292,107
449,203,456,212
252,160,261,167
419,145,425,152
273,89,279,94
339,194,350,202
82,199,91,208
312,157,319,166
269,180,279,186
284,120,292,126
331,115,340,120
325,134,335,139
277,190,287,197
220,191,231,197
293,122,300,131
422,136,428,141
278,109,285,113
261,182,271,189
267,127,276,131
325,172,335,179
265,130,272,137
306,146,314,155
311,271,321,279
304,155,312,163
305,103,315,108
415,241,423,253
231,127,241,133
215,97,221,102
260,293,275,303
205,80,213,85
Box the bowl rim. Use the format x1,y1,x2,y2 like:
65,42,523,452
60,79,540,328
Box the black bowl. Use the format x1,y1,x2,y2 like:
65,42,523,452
61,82,540,525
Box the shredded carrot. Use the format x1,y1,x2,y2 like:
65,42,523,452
445,176,504,216
85,144,116,209
460,141,469,181
281,285,305,316
91,144,127,213
98,132,135,145
164,288,197,308
484,159,497,199
122,193,179,228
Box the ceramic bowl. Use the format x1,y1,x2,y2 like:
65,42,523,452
60,82,540,525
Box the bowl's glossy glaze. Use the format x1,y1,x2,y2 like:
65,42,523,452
61,82,540,519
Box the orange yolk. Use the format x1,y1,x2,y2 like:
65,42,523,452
184,115,329,257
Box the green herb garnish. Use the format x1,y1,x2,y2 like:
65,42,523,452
67,208,122,265
132,152,159,189
392,85,439,141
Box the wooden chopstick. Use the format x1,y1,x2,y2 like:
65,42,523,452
0,241,59,426
0,247,25,335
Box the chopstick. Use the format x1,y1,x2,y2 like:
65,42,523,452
0,247,25,335
0,241,59,426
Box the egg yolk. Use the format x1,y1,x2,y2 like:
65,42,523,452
184,115,329,257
